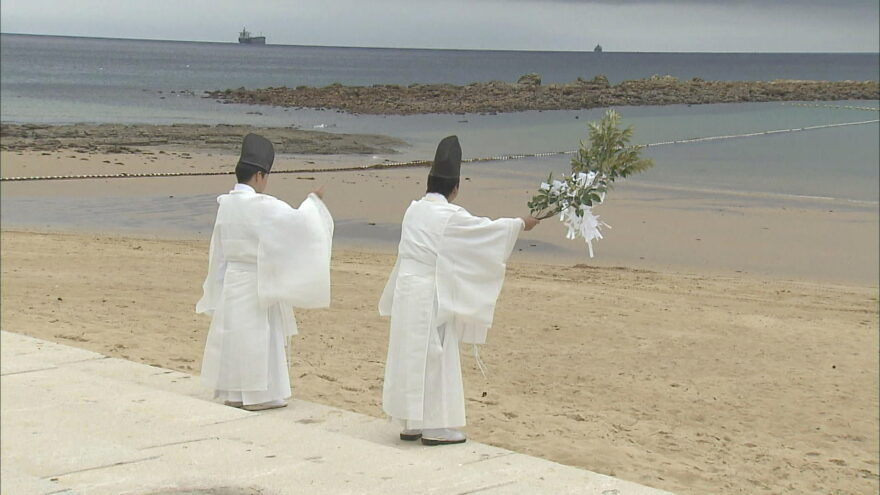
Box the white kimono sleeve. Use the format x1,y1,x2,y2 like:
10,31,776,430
436,210,523,344
195,212,226,316
257,193,334,309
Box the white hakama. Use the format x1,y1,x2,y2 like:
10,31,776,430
197,185,333,405
380,193,522,429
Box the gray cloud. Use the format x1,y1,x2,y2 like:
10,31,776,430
1,0,877,52
506,0,877,5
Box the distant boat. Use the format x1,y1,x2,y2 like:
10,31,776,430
238,28,266,45
594,44,603,53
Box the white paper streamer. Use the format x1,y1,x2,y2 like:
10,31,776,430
560,205,609,258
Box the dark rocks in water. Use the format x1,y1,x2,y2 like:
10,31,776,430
517,73,542,86
576,74,610,89
0,123,406,155
202,77,880,116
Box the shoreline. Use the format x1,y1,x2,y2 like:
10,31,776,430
204,75,880,115
1,229,876,495
2,147,877,287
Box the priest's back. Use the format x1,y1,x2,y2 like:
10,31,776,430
380,193,523,425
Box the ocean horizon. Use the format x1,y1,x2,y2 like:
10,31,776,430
5,32,880,55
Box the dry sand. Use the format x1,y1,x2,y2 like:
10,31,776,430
1,230,877,495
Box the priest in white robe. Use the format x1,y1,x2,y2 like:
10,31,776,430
197,133,334,411
379,136,540,445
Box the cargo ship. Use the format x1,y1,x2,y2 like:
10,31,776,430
238,28,266,45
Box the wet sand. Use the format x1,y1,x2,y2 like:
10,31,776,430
2,149,878,285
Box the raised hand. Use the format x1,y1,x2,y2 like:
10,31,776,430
522,216,540,231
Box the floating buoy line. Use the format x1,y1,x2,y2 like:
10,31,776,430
2,118,878,182
641,118,879,148
781,102,879,112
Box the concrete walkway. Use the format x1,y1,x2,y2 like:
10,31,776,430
1,331,672,495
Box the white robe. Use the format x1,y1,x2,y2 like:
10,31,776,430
197,184,333,404
379,193,523,428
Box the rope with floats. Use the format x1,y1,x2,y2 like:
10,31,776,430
2,118,878,182
641,118,879,147
780,102,879,112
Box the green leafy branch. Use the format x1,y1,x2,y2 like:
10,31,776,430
528,109,654,221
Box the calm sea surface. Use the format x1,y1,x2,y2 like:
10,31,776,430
1,33,878,203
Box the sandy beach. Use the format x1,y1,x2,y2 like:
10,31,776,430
2,123,879,495
1,137,878,495
1,227,877,495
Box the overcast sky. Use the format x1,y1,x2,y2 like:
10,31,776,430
1,0,878,52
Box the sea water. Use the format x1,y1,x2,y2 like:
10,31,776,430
1,34,878,203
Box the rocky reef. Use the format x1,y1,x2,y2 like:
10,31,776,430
0,123,405,154
204,74,879,115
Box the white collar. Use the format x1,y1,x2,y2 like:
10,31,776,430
424,193,448,204
233,183,256,193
